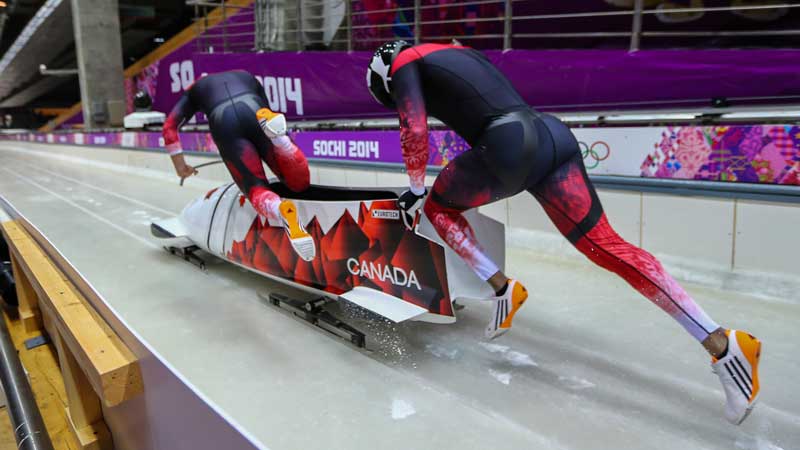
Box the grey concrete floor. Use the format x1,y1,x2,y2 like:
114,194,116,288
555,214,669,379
0,143,798,450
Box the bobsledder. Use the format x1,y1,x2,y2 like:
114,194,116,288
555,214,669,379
151,181,504,345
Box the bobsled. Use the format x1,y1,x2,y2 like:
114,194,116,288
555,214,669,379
151,182,504,325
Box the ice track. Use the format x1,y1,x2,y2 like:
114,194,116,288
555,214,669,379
1,142,798,450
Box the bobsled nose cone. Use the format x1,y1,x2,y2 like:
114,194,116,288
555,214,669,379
279,200,316,262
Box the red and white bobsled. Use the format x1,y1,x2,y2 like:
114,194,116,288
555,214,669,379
151,182,504,324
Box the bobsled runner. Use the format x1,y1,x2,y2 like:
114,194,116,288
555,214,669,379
151,181,504,329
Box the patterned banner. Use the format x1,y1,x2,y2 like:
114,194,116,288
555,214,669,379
571,125,800,185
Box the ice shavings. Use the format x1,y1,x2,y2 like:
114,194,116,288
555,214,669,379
391,399,416,420
735,437,785,450
558,375,596,390
479,342,538,367
489,369,512,385
480,342,509,353
734,418,786,450
425,344,459,360
505,350,538,367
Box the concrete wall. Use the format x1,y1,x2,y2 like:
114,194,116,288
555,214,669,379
6,142,798,301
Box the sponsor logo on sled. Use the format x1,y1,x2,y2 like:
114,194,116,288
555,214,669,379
347,258,421,290
371,209,400,220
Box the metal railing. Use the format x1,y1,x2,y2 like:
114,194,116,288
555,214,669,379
190,1,256,53
242,0,799,52
187,1,799,53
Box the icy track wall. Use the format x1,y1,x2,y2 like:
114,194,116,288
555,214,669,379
2,126,799,302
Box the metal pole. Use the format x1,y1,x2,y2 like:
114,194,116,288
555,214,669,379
503,0,511,49
204,6,210,52
194,4,201,53
255,0,263,51
413,0,420,44
346,0,352,51
0,316,55,450
222,1,229,52
296,0,303,50
630,0,643,51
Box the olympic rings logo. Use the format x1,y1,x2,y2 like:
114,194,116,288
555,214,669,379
580,141,610,169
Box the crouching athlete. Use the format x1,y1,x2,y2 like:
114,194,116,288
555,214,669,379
163,70,315,261
367,41,762,425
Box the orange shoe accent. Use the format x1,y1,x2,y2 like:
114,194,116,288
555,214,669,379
731,329,761,401
498,281,528,329
279,200,309,239
256,107,281,121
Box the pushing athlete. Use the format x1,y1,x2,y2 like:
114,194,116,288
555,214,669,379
367,41,762,425
162,70,315,261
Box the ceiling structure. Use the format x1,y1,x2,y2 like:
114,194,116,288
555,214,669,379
0,0,194,114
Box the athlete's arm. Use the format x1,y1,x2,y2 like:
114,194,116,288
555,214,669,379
162,92,198,180
393,61,429,195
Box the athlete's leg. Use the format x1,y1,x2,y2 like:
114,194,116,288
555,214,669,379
530,148,763,423
266,143,310,192
218,137,282,222
219,136,316,261
423,146,504,284
423,118,535,339
530,150,722,344
252,129,310,193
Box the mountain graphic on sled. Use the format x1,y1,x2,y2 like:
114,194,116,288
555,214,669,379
151,182,504,324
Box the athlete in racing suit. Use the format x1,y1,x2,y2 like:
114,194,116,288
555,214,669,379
367,41,762,425
163,70,315,261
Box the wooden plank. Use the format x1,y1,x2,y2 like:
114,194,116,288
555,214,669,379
1,221,143,407
65,409,112,450
3,310,81,450
53,331,112,450
8,251,42,333
0,407,16,449
5,222,42,334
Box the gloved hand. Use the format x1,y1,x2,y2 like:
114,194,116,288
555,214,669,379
257,108,287,139
397,188,427,231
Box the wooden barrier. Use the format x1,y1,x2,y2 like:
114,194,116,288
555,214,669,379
1,220,143,450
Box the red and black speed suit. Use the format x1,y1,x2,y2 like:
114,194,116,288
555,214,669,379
391,44,718,342
163,70,309,220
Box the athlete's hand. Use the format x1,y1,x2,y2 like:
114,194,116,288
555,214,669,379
398,189,427,231
175,162,198,182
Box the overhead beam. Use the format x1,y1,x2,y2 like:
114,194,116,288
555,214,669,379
70,0,125,127
0,0,74,100
42,0,254,131
0,73,73,108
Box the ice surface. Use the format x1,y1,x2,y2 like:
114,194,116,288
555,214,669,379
1,142,799,450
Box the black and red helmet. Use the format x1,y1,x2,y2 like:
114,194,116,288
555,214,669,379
366,40,411,109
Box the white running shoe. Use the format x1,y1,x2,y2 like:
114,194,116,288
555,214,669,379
279,199,316,262
711,329,762,425
484,279,528,340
